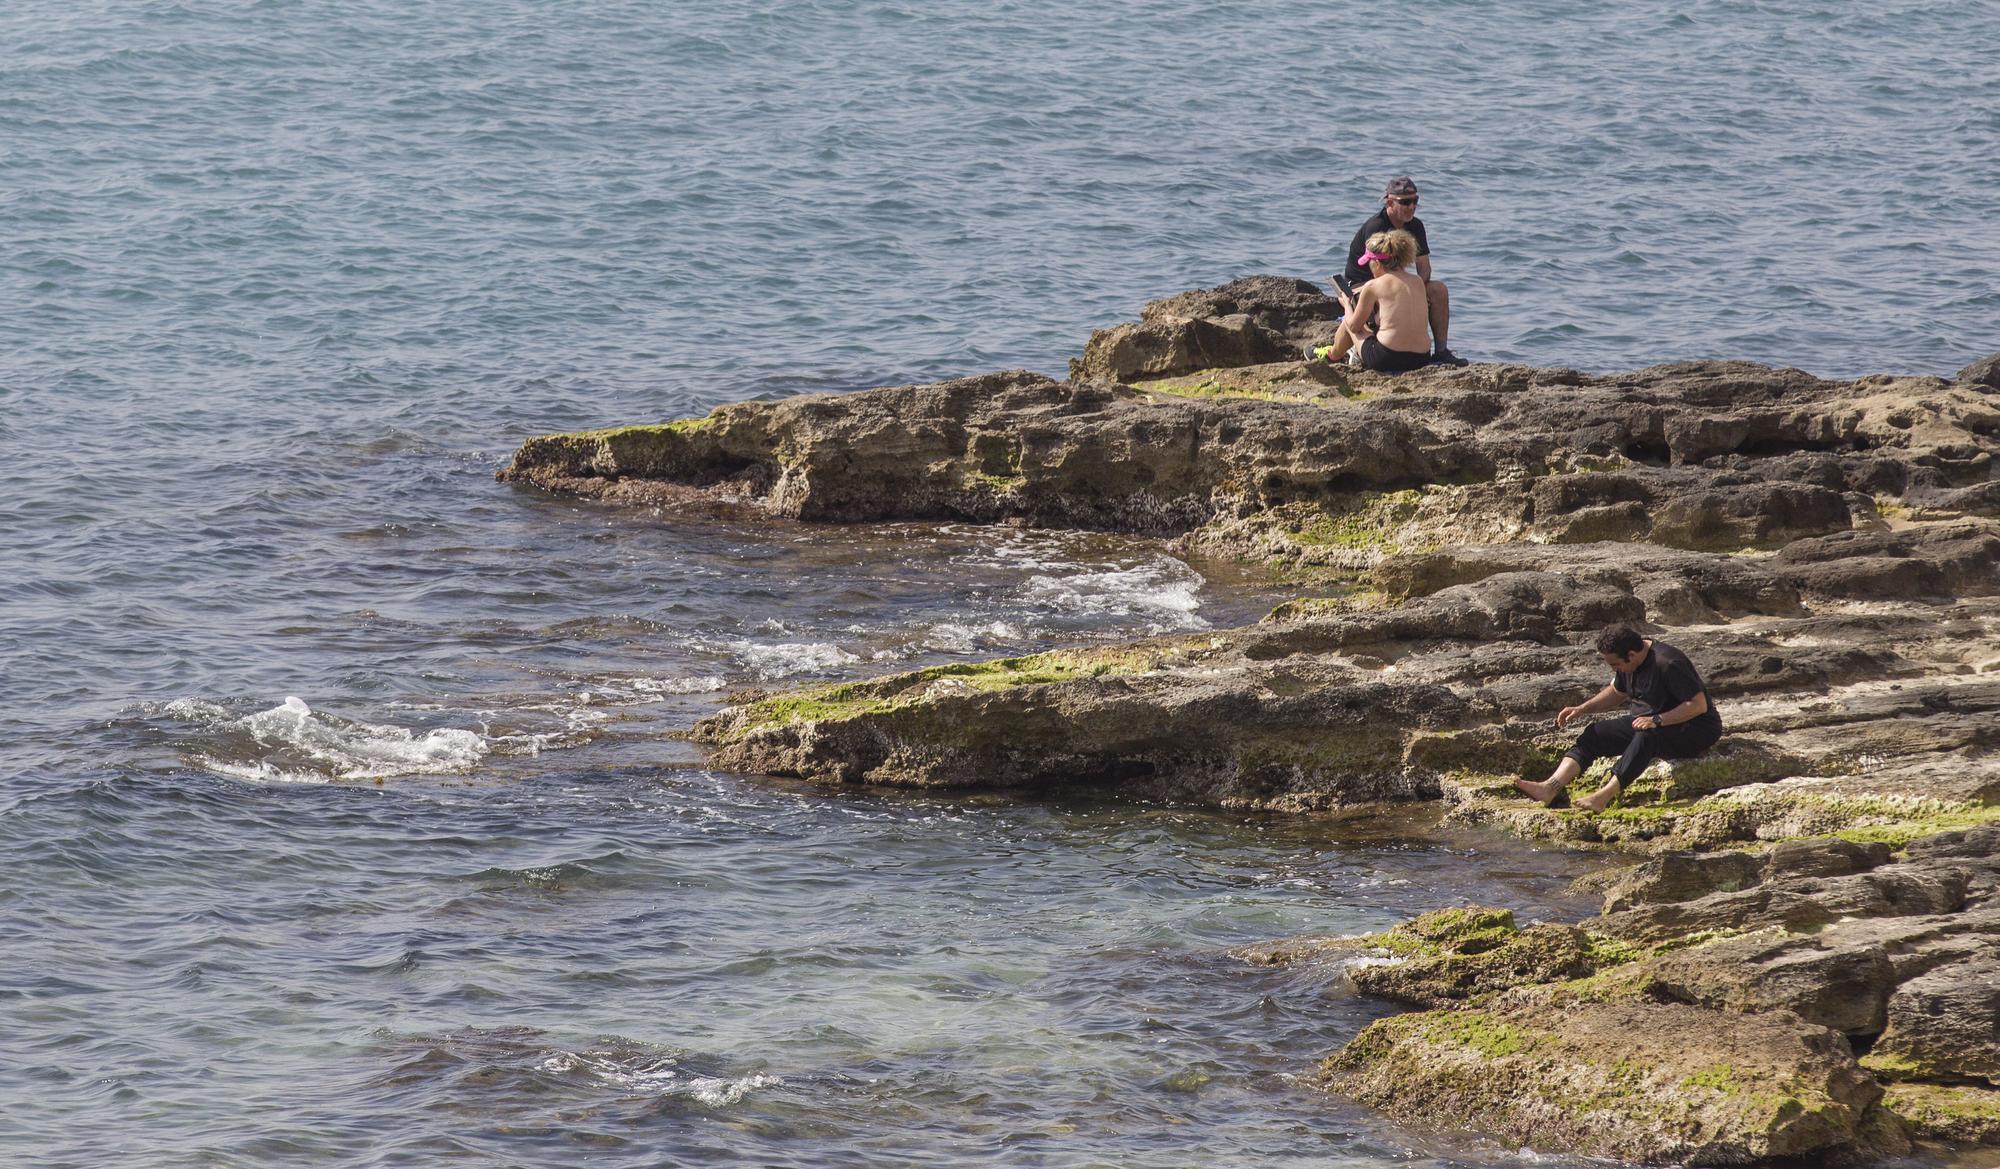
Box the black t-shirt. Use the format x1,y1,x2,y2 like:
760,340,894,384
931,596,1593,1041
1344,209,1432,286
1614,641,1721,727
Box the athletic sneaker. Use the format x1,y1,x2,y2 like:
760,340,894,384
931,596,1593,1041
1432,346,1469,367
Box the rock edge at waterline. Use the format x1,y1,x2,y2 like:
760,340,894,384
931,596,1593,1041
499,277,2000,1164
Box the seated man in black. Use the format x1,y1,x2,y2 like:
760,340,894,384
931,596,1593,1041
1339,176,1465,366
1515,623,1723,813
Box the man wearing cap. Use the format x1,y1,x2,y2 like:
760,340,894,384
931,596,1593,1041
1339,176,1465,366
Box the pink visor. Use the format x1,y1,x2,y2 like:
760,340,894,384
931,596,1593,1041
1358,250,1393,265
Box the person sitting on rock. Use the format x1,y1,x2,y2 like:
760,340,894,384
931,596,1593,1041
1515,622,1723,813
1318,230,1434,374
1337,175,1465,366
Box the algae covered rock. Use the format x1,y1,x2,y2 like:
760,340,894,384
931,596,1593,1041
1881,1080,2000,1144
1348,912,1599,1008
1325,1001,1888,1164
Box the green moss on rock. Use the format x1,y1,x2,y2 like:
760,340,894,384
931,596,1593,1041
1285,490,1425,554
717,646,1175,742
1880,1081,2000,1144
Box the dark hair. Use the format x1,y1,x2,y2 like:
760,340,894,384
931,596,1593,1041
1595,623,1647,657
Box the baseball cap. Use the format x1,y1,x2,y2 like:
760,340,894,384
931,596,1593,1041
1384,176,1419,198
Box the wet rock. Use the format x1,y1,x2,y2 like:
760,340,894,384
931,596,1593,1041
516,284,2000,1165
1070,312,1297,383
503,351,2000,565
1902,823,2000,870
1647,481,1852,551
1325,1001,1885,1164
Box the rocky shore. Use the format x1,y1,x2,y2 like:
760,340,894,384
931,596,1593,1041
501,278,2000,1164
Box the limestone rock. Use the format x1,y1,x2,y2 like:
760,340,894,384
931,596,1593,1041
1960,351,2000,391
1881,1081,2000,1144
1351,922,1597,1008
1644,929,1897,1035
1867,954,2000,1085
1594,867,1969,946
1775,523,2000,600
1599,840,1890,914
1602,851,1764,913
1070,276,1344,381
1325,1001,1884,1164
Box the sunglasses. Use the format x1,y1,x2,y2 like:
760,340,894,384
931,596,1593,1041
1389,195,1419,207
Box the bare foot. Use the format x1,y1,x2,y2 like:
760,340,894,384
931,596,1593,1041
1573,778,1622,814
1513,777,1565,805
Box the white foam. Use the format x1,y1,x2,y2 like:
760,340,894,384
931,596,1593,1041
180,695,493,782
539,1051,685,1091
1343,954,1406,971
537,1052,780,1105
188,754,333,786
154,697,233,722
722,640,861,679
687,1073,782,1106
1017,559,1209,633
630,675,729,695
913,620,1027,654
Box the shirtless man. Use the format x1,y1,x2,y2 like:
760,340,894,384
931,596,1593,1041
1320,229,1432,373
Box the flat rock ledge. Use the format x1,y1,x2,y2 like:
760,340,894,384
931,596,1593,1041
499,278,2000,1164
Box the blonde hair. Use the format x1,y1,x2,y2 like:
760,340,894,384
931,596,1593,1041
1364,229,1418,271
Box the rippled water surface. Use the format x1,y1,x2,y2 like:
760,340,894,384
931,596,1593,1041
5,0,1998,1164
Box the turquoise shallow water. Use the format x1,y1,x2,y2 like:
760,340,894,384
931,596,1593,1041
3,1,1997,1164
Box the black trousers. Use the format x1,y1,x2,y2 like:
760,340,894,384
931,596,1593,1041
1564,715,1722,784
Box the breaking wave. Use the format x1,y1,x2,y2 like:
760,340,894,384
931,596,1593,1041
1017,559,1209,634
159,696,498,783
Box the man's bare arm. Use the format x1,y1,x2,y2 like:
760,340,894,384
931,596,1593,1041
1558,683,1623,729
1417,255,1433,283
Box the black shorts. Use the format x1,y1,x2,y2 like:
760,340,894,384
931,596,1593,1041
1360,336,1431,374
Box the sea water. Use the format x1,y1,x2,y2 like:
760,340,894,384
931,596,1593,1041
4,1,1996,1165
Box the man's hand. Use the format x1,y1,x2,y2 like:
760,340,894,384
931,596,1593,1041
1631,715,1659,732
1556,705,1585,730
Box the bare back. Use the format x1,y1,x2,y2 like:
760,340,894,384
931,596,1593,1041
1366,269,1431,354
